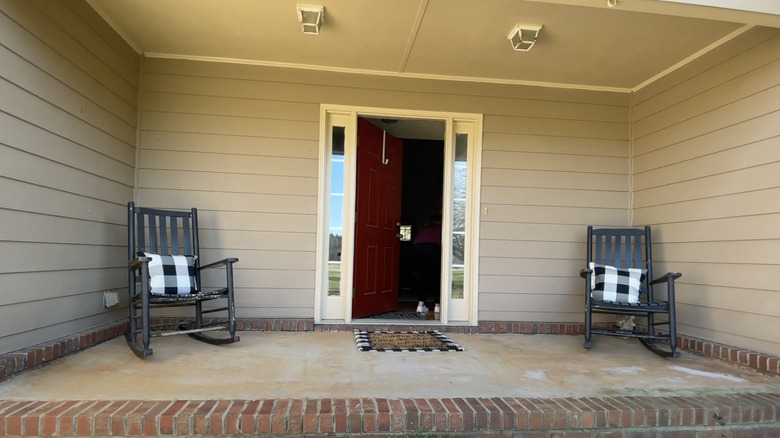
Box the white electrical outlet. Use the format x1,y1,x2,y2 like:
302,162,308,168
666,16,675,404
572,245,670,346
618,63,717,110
103,291,119,308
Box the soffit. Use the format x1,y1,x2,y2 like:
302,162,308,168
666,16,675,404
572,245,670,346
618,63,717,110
87,0,779,91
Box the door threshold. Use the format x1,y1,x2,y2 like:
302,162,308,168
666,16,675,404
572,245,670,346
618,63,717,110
319,319,475,327
350,319,441,325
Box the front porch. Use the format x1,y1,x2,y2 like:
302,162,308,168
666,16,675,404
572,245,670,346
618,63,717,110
1,321,779,436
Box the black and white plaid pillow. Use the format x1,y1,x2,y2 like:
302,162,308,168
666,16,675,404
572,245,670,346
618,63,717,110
139,252,197,295
589,262,645,304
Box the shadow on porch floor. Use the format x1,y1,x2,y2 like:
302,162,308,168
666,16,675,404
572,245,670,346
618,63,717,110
1,331,779,436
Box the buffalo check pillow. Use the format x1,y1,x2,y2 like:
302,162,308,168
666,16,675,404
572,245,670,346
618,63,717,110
139,252,197,295
589,262,646,304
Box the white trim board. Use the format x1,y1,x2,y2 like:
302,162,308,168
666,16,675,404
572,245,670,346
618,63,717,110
143,52,631,93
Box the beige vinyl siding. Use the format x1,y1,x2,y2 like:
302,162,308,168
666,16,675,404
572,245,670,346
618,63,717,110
139,57,630,320
480,113,630,321
138,61,320,318
631,27,780,356
0,0,138,354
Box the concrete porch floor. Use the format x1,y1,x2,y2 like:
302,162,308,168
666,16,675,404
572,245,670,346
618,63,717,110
1,331,779,401
1,330,780,436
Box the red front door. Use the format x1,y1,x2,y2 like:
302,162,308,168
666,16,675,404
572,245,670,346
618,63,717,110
352,118,404,318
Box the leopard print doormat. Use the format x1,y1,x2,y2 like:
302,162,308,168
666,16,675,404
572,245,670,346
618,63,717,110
354,330,464,352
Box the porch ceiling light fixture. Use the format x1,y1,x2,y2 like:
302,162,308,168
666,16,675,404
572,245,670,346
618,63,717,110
507,24,542,51
297,4,324,35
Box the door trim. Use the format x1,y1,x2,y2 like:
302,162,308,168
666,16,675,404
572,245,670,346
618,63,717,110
315,104,482,325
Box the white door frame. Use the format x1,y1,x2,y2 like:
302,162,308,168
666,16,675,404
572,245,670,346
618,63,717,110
314,104,482,325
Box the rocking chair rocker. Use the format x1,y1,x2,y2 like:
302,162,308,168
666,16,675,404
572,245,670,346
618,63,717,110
126,202,239,358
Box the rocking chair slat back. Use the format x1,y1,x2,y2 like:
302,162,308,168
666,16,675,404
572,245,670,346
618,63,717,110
129,206,198,258
590,227,648,272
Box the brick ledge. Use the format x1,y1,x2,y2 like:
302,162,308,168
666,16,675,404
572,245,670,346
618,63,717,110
0,393,778,436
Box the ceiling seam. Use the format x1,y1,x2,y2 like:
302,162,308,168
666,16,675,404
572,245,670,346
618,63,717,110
398,0,430,73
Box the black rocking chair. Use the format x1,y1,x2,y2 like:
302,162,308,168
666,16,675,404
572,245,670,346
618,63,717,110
580,226,681,357
126,202,239,358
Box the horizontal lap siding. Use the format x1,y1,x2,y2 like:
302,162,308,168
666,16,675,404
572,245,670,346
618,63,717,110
138,61,321,318
632,27,780,356
139,57,630,321
481,112,630,321
0,0,138,354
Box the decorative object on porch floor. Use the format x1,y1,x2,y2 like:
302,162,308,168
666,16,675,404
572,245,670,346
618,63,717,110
354,330,464,352
126,202,240,358
363,311,424,320
581,226,681,357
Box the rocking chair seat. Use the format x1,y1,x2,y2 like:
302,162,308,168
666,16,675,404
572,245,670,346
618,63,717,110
588,299,670,313
140,288,228,304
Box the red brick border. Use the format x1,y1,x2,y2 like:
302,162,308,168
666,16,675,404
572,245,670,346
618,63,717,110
678,334,780,376
1,319,778,385
0,393,777,436
0,322,128,384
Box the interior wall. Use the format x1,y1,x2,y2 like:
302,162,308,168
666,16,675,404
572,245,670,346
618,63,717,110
137,57,631,321
0,0,139,354
399,138,445,301
631,27,780,356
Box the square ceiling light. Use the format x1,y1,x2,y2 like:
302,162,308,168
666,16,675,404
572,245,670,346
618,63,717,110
297,4,324,35
508,24,542,51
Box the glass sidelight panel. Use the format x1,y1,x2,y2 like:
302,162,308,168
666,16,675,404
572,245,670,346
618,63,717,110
328,126,346,296
451,133,468,299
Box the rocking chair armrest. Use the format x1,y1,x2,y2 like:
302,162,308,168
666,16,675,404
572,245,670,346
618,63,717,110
198,257,239,270
649,272,682,285
128,256,152,271
580,268,593,279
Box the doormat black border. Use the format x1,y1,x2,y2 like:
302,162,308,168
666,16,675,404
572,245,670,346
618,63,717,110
362,311,424,320
354,330,465,352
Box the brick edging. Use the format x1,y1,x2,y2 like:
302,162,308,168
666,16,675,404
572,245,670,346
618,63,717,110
0,321,128,383
0,393,778,436
678,334,780,375
2,319,778,384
